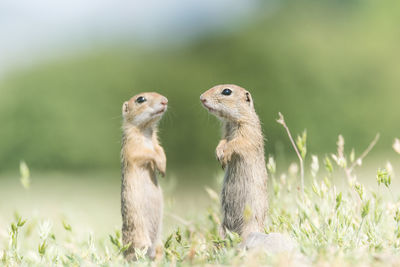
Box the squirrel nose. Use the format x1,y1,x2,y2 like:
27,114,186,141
200,95,207,103
161,98,168,106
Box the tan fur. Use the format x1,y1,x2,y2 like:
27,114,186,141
121,92,168,260
200,84,268,239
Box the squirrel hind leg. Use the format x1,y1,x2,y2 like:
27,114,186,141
146,246,156,260
147,243,163,261
218,225,227,239
122,235,152,261
123,247,138,261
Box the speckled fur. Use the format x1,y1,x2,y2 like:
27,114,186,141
200,84,268,239
120,92,167,260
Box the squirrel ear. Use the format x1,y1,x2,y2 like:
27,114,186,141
245,91,253,108
122,101,129,116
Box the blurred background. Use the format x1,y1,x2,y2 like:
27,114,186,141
1,0,399,236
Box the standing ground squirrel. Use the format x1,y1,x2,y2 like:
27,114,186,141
120,92,168,260
200,84,268,239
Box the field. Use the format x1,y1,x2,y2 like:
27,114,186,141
1,133,400,267
1,0,400,266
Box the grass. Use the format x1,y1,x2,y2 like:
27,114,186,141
1,135,400,266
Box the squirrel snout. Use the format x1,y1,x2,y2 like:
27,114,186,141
161,98,168,106
200,95,207,103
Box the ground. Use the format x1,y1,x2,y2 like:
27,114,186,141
1,148,400,266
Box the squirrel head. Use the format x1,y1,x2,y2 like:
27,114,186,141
200,84,255,123
122,92,168,127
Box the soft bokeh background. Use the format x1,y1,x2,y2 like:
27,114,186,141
1,0,399,236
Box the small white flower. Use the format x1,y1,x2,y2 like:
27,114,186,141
386,161,394,177
288,162,298,176
348,174,357,187
26,251,41,263
350,149,355,163
386,202,398,216
280,174,287,185
267,156,276,174
199,243,207,251
38,220,52,240
88,232,97,254
393,138,400,154
311,155,319,178
104,246,111,259
19,161,30,189
205,187,219,202
331,153,347,168
331,135,347,168
337,135,345,157
320,180,327,193
276,112,285,125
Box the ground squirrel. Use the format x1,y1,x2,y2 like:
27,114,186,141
120,92,168,260
200,84,268,239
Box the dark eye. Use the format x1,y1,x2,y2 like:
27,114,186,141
136,96,146,104
221,88,232,96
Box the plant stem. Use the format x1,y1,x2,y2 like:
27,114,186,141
166,212,192,226
277,112,304,194
349,133,380,172
342,133,379,187
356,217,365,245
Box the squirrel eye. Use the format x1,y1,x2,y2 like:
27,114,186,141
221,88,232,96
136,96,146,104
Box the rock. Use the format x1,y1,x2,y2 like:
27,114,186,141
240,232,297,254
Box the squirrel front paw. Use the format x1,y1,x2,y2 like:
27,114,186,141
216,141,231,169
216,146,225,168
155,160,166,177
154,147,166,177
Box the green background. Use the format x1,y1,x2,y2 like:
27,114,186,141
1,0,399,173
